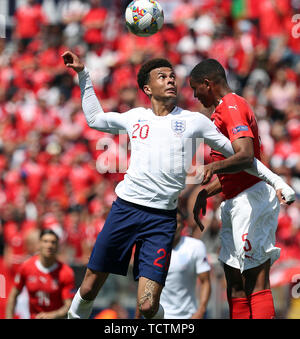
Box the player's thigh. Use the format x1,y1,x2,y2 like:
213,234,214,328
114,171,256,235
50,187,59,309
87,199,138,275
219,201,240,270
242,259,271,295
133,210,177,286
137,276,163,308
223,263,246,298
231,183,280,271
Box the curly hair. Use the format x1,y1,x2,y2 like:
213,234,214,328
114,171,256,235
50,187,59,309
137,58,173,92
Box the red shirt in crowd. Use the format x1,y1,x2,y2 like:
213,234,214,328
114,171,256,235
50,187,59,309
258,0,291,39
44,161,70,206
82,7,107,44
13,255,75,319
21,160,46,201
3,220,36,274
14,3,48,39
210,93,261,199
68,162,98,205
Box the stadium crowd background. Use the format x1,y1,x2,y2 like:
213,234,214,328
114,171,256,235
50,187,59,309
0,0,300,318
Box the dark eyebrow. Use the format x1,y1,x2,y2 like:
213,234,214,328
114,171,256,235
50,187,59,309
157,71,176,77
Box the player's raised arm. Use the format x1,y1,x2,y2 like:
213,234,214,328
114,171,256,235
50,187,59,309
195,114,295,204
62,51,128,133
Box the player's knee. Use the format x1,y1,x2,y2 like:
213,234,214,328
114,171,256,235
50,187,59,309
138,299,158,319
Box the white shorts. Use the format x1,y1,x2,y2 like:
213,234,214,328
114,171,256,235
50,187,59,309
219,181,280,273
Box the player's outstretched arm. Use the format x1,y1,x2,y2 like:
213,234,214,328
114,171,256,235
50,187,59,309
196,115,295,205
62,51,128,134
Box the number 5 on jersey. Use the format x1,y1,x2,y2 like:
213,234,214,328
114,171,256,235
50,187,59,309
242,233,252,252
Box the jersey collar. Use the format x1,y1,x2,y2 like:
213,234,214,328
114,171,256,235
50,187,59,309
35,259,59,274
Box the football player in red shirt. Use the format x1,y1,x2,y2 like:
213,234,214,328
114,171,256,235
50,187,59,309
189,59,295,319
6,229,75,319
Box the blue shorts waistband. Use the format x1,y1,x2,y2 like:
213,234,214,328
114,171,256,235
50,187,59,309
116,197,177,217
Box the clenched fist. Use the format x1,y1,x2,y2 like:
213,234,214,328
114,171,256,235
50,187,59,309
61,51,84,73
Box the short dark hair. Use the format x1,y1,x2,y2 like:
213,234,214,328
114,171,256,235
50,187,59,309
40,229,59,241
190,59,227,84
137,58,173,91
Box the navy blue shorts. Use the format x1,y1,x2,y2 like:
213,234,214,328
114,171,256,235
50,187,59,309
87,197,177,286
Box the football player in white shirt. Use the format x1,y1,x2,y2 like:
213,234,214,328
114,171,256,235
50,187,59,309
62,51,295,319
159,212,211,319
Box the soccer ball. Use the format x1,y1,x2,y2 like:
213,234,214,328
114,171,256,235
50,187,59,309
125,0,164,37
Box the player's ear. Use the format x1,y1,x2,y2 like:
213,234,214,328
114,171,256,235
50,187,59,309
203,79,210,89
143,84,152,97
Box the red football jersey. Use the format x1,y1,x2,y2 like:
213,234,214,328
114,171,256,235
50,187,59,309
14,255,75,318
210,93,261,199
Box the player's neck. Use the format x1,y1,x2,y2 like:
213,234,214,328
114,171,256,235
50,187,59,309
151,98,176,116
213,86,232,107
39,255,57,268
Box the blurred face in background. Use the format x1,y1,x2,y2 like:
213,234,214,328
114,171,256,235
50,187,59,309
27,0,36,6
39,233,59,260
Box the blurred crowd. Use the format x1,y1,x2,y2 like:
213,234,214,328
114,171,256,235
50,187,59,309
0,0,300,299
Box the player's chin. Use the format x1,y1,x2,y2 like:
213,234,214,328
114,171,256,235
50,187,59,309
164,91,177,99
197,96,210,108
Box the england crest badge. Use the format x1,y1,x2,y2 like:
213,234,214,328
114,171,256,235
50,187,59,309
171,120,186,136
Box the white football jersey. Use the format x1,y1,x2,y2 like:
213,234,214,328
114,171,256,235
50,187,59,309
160,236,210,319
78,68,281,209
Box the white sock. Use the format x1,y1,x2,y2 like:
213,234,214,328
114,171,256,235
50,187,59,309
68,289,94,319
151,304,164,319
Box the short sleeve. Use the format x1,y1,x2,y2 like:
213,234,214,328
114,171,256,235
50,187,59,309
220,96,254,142
194,240,211,275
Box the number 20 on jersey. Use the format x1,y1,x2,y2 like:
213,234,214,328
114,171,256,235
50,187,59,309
132,124,149,140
